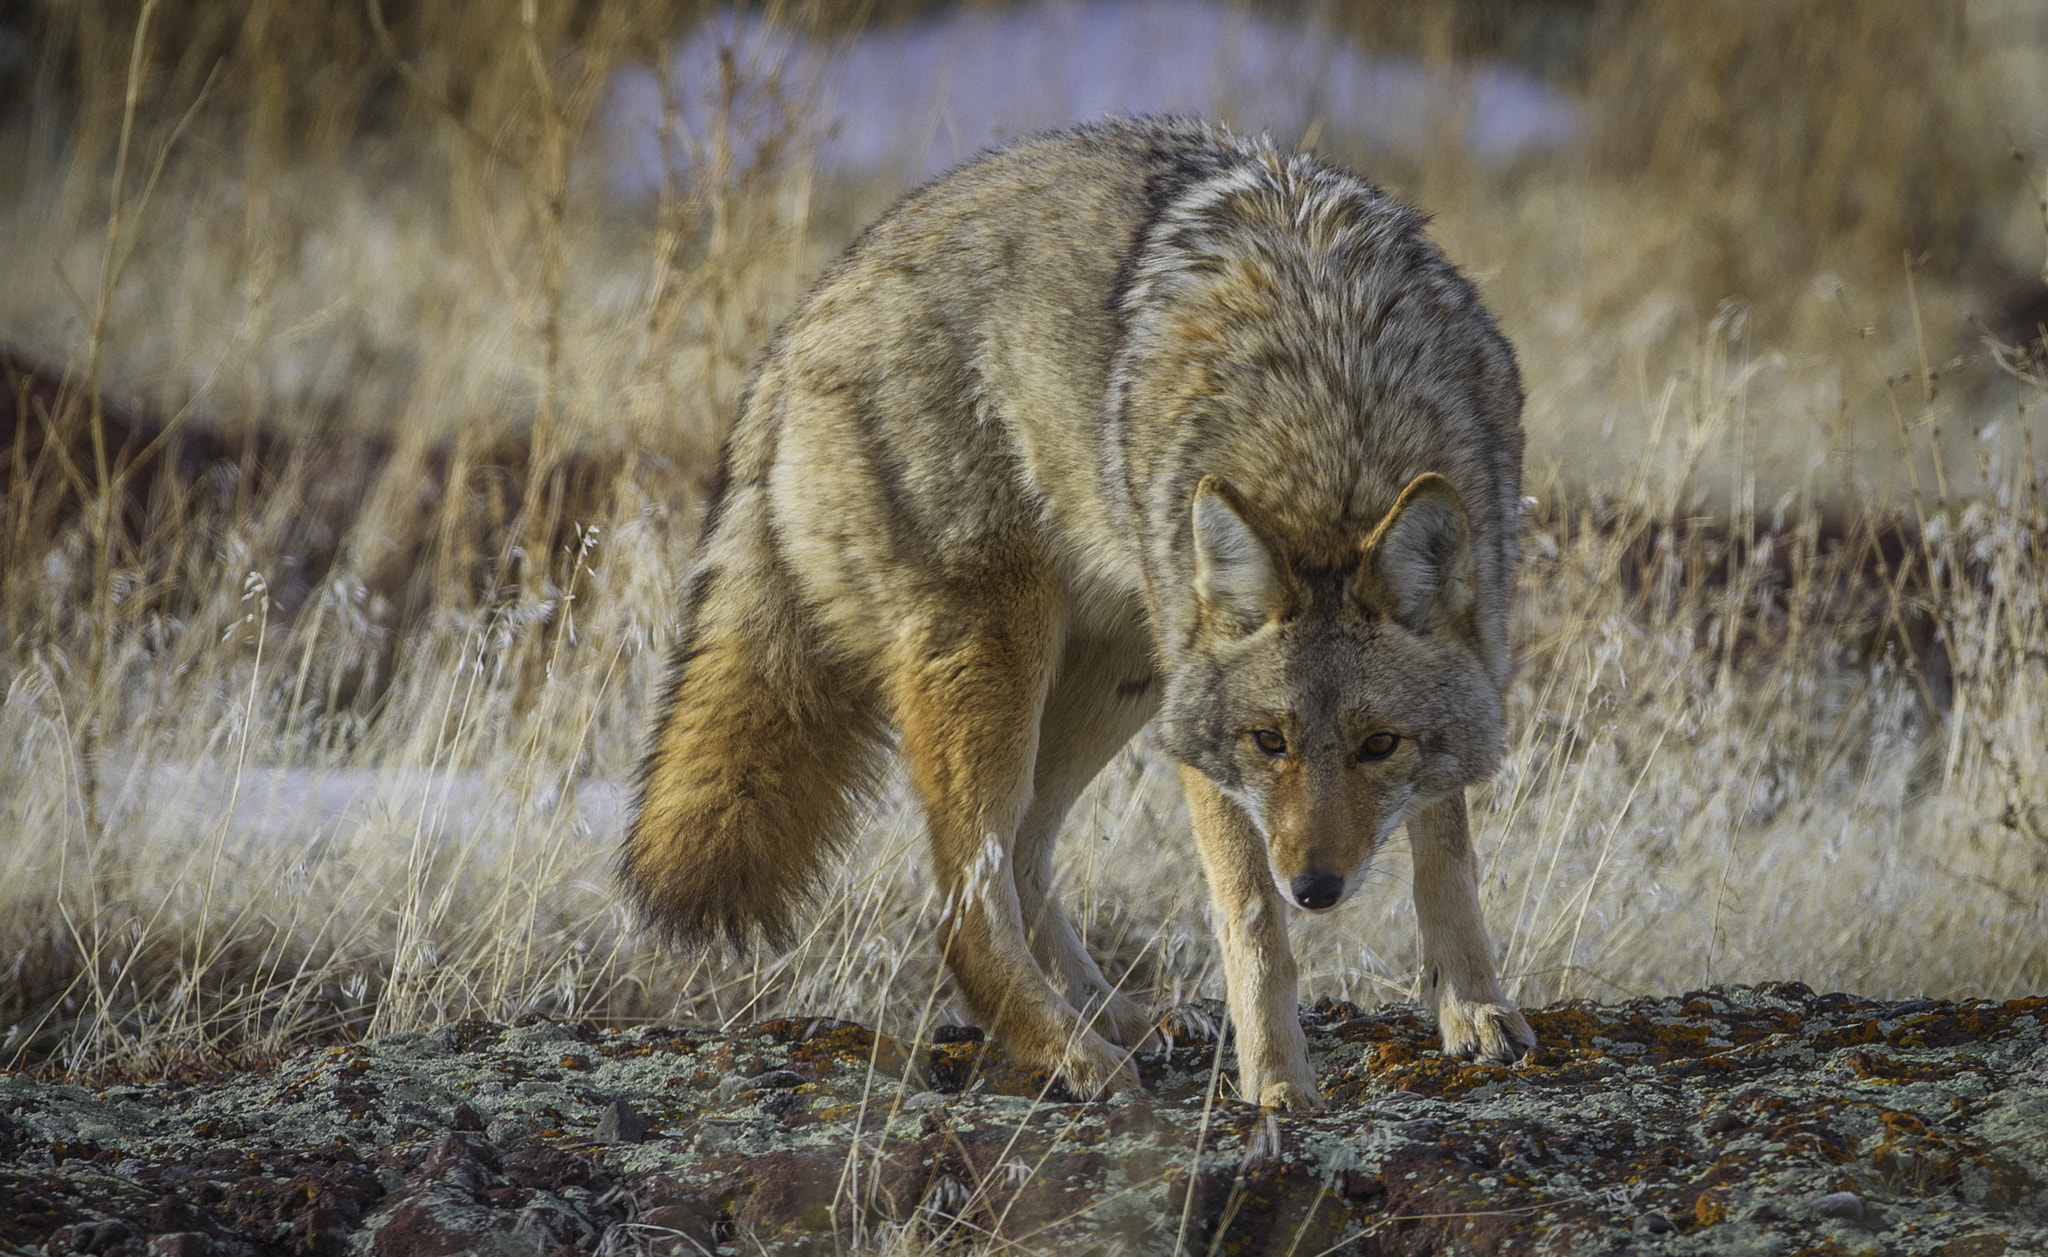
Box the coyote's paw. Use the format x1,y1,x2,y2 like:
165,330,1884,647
1154,1003,1222,1048
1256,1080,1324,1112
1056,1033,1142,1100
1438,997,1536,1064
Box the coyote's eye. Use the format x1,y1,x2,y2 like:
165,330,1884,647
1357,732,1400,762
1252,729,1288,757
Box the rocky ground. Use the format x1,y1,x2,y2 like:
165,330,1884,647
4,984,2046,1256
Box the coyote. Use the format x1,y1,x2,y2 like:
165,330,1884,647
623,118,1534,1109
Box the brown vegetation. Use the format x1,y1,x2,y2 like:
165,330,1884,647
0,0,2043,1104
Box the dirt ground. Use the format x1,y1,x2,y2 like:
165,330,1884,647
5,985,2046,1256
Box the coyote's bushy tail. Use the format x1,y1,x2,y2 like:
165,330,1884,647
621,462,882,952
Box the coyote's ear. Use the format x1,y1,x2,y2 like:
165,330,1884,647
1358,473,1474,635
1192,476,1285,632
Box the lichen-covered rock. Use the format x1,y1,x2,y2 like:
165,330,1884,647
2,986,2044,1255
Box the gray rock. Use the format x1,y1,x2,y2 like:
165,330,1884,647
1810,1190,1866,1222
636,1202,714,1254
594,1100,651,1145
484,1114,535,1144
54,1221,134,1255
740,1069,806,1091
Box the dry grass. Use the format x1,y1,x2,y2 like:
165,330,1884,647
1,0,2046,1094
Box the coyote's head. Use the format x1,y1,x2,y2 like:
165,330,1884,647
1157,473,1504,911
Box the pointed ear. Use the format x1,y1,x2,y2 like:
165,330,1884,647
1358,473,1475,635
1192,476,1285,632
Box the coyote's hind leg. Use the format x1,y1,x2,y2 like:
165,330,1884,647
1011,630,1161,1050
892,552,1139,1098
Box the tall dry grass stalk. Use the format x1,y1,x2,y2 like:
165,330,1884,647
0,0,2044,1084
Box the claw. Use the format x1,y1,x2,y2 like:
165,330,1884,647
1154,1003,1221,1049
1057,1036,1143,1100
1257,1080,1324,1112
1438,997,1536,1064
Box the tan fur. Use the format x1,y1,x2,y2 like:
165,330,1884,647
623,119,1532,1105
1183,764,1318,1109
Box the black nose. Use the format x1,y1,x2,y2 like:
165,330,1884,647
1290,872,1345,910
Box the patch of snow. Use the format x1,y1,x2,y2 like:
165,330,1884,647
103,762,629,853
603,0,1577,198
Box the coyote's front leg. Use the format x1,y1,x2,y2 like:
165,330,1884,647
893,564,1139,1099
1411,793,1534,1063
1182,766,1322,1111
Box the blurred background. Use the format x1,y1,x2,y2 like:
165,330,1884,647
2,1,2045,1081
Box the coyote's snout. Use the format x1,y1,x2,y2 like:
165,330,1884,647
624,118,1536,1109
